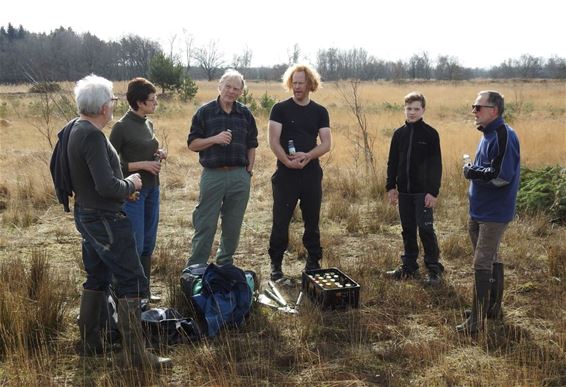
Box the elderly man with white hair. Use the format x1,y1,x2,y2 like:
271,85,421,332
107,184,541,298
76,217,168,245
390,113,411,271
185,69,258,268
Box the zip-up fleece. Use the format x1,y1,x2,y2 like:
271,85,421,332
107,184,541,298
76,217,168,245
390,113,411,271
468,116,520,223
386,119,442,196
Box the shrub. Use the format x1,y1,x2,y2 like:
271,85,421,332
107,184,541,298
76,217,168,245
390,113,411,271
29,82,61,93
259,92,277,113
177,76,199,102
517,166,566,224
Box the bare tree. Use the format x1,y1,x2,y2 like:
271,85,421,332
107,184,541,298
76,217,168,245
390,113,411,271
192,40,225,81
287,43,300,64
232,45,253,77
335,80,377,179
182,29,194,70
408,52,432,79
167,33,177,60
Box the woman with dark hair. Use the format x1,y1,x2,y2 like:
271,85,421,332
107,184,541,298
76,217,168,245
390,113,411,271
110,77,166,306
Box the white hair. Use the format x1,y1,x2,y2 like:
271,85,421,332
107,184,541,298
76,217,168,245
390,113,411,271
74,74,113,116
218,69,246,90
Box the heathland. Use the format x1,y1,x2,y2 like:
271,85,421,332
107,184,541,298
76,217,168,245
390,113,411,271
0,79,565,385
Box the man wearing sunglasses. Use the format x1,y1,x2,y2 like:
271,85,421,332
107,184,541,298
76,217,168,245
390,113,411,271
456,90,520,335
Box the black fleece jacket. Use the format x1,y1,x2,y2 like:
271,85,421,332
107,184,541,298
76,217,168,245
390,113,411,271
386,118,442,197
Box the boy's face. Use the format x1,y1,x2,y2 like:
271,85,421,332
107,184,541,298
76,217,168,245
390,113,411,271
404,101,424,123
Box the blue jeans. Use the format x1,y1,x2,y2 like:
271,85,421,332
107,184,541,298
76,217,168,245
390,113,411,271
73,205,148,298
187,167,251,266
122,185,160,257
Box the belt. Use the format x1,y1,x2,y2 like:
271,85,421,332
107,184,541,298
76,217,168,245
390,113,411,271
212,166,241,171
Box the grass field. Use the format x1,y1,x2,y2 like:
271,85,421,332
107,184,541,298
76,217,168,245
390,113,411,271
0,79,565,386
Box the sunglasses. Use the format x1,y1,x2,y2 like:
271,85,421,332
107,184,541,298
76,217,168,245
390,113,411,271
472,104,495,112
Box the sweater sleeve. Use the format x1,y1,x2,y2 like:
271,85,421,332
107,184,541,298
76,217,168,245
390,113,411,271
84,131,132,199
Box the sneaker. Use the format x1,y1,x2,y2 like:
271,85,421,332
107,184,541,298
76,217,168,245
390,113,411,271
423,272,442,286
304,258,321,271
270,270,284,281
385,266,418,280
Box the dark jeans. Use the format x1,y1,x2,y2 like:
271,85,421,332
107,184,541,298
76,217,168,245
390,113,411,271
398,193,442,274
268,164,323,266
123,185,160,257
74,205,148,298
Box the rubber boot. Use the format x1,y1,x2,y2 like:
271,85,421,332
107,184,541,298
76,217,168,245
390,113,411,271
487,263,504,320
117,298,172,369
463,263,504,320
456,270,491,335
78,289,107,355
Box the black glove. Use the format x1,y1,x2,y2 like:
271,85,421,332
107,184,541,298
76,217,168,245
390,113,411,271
463,164,495,181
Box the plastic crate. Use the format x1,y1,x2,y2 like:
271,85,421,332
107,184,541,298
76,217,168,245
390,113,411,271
302,268,360,310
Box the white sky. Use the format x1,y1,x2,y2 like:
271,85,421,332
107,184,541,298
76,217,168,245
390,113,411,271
2,0,565,69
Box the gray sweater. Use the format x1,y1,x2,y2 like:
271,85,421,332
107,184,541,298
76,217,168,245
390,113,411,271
68,119,135,211
110,110,159,188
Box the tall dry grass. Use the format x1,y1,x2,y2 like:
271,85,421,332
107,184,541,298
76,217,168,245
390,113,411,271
0,79,565,385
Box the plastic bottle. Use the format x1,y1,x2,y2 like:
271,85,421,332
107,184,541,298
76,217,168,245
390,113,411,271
463,154,472,166
288,140,296,155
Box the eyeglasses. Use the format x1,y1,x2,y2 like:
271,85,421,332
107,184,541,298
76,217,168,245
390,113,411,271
145,98,158,104
107,97,118,107
472,104,495,112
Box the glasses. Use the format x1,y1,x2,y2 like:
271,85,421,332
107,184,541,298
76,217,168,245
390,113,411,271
472,104,495,112
145,98,158,104
107,96,118,107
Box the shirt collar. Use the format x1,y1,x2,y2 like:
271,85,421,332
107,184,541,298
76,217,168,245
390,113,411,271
126,109,147,123
478,116,504,133
213,96,242,115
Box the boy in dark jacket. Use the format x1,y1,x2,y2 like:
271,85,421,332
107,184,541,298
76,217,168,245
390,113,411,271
385,92,443,286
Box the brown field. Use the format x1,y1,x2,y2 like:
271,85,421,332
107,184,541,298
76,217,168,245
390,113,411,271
0,79,565,386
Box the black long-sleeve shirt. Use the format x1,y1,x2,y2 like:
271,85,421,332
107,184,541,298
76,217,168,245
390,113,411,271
386,118,442,197
68,119,135,211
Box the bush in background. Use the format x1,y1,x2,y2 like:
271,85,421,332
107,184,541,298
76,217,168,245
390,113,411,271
517,165,566,224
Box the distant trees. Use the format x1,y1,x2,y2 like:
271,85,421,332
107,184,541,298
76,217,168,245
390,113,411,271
0,24,565,83
0,25,161,83
192,40,225,81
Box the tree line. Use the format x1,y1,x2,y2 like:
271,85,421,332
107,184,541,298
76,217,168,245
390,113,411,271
1,23,565,84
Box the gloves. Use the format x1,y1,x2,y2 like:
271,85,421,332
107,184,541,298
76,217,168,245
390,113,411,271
463,164,495,181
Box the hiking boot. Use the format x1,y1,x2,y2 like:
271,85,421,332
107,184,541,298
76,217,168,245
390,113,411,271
385,266,418,280
270,263,283,281
304,257,321,271
423,272,442,287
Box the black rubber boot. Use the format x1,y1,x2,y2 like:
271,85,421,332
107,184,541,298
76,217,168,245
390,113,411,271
463,263,504,320
78,289,107,355
488,263,504,320
117,298,172,369
456,270,491,335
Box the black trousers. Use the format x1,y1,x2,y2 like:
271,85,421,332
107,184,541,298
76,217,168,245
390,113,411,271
268,164,323,266
398,193,442,274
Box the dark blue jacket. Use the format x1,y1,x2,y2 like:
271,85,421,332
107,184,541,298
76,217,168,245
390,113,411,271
468,117,521,222
50,118,79,212
192,263,252,337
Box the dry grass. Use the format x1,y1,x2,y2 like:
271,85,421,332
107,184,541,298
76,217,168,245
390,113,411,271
0,80,565,385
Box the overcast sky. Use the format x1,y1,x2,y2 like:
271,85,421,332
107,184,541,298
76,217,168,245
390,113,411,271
2,0,564,69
